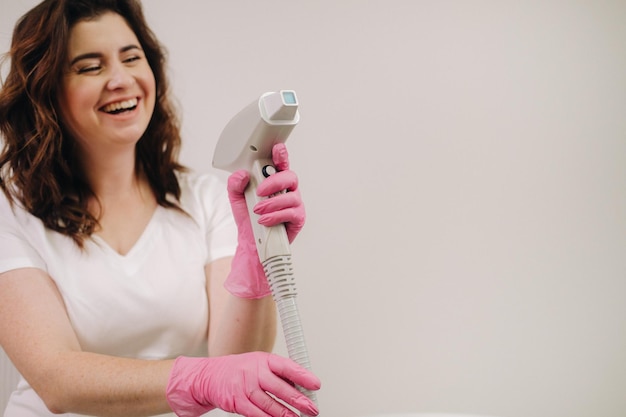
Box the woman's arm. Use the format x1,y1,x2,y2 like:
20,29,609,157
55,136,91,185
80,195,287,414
205,257,277,356
0,266,318,417
0,267,173,416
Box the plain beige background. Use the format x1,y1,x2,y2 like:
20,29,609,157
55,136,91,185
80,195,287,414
1,1,625,417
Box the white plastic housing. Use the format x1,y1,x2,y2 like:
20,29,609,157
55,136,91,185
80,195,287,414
213,90,299,173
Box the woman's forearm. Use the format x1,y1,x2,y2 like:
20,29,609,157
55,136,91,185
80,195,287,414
0,268,175,416
208,294,277,356
205,258,278,356
36,352,174,416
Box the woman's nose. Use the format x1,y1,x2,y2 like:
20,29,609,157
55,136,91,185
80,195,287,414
106,63,135,90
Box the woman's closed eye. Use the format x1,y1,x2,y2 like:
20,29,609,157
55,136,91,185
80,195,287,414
76,64,102,74
122,56,142,65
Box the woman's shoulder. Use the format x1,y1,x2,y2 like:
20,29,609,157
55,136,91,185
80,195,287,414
0,190,13,222
174,169,231,219
0,188,25,223
176,170,227,201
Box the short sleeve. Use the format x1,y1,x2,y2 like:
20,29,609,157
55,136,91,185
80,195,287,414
0,193,47,274
203,187,238,263
177,172,237,264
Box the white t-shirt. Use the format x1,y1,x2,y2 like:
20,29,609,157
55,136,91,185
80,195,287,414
0,171,238,417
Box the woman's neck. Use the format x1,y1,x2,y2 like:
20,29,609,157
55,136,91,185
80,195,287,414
79,147,140,197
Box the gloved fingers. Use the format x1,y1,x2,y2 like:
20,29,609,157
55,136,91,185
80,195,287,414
256,170,298,197
272,142,290,172
256,207,303,238
255,193,305,243
257,375,319,417
228,393,272,417
254,190,302,216
267,354,322,392
227,170,251,201
248,389,301,417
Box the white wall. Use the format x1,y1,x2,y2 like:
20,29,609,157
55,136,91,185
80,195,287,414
2,1,625,417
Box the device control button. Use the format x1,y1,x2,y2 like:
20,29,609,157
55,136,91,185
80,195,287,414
262,165,277,178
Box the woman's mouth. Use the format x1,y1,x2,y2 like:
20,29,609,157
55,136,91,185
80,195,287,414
101,98,138,114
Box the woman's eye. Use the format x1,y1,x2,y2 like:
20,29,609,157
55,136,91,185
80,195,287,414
77,65,101,74
124,56,141,64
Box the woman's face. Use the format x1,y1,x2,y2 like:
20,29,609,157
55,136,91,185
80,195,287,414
58,12,156,156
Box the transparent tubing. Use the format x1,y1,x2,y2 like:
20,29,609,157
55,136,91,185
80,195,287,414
263,254,317,416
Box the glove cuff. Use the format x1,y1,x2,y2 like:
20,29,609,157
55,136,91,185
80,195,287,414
224,242,272,299
166,357,216,417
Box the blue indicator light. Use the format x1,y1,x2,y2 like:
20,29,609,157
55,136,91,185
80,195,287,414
282,91,297,105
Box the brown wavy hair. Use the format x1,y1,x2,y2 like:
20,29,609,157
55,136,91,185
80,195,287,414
0,0,186,247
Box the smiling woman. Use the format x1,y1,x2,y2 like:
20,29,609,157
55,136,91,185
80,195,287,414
59,13,156,156
57,13,160,255
4,0,624,416
0,0,181,246
56,12,160,254
0,1,319,417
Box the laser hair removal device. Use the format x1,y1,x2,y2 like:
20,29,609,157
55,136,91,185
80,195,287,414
213,90,318,415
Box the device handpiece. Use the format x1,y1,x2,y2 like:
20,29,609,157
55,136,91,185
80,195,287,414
213,91,300,262
213,91,318,416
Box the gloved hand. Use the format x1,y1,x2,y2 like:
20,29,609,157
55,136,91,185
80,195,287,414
225,143,305,299
166,352,320,417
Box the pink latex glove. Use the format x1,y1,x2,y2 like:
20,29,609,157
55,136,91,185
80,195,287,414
225,143,305,299
166,352,320,417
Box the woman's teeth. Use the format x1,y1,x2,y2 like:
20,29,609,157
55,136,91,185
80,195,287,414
102,98,138,114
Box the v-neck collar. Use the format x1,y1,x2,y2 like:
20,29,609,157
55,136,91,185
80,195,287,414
91,206,162,275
